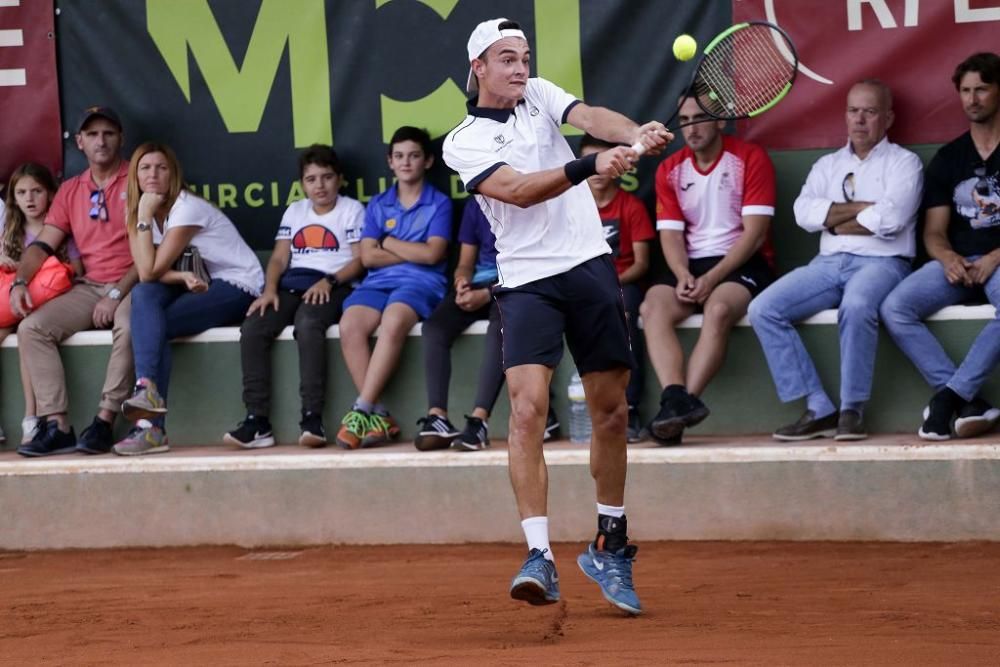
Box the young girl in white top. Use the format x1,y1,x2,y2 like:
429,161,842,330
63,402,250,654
114,142,264,455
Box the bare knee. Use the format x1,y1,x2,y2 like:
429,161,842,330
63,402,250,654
702,300,740,330
591,398,628,436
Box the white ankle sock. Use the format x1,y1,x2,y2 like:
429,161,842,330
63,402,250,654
597,503,625,518
521,516,553,561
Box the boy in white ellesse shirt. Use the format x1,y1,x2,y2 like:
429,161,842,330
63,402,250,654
225,145,365,449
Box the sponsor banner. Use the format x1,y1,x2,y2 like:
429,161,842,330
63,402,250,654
733,0,1000,149
54,0,729,248
0,0,61,185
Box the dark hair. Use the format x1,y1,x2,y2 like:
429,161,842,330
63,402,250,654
2,163,60,262
952,52,1000,90
478,20,523,60
579,133,616,152
388,126,433,157
298,144,342,179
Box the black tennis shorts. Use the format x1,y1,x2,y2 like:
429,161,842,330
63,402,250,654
493,255,633,374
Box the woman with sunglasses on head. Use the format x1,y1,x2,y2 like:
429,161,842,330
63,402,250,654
114,142,264,455
1,163,84,444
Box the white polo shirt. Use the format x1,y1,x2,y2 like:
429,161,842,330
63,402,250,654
443,77,610,287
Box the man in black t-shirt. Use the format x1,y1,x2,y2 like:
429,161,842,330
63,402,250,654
881,52,1000,440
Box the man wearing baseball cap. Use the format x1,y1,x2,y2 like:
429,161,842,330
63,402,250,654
12,105,137,457
443,18,671,615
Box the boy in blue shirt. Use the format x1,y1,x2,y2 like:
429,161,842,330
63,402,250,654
336,126,452,449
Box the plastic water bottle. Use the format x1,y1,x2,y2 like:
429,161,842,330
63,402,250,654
567,371,591,444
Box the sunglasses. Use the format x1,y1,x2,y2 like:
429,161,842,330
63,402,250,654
842,172,855,202
89,189,109,222
974,166,990,198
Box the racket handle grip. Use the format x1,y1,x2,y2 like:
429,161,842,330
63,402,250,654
630,141,648,156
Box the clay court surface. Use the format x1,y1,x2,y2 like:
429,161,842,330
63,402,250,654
2,541,999,664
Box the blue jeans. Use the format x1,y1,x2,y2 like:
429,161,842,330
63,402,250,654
131,280,254,427
880,258,1000,401
747,253,911,406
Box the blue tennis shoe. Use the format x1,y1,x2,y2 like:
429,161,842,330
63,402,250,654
509,548,560,605
577,542,642,614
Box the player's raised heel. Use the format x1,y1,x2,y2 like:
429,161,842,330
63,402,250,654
509,548,560,605
577,543,642,615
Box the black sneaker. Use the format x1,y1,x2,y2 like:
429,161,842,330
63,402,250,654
17,420,77,457
75,416,114,454
224,415,276,449
298,411,327,448
919,388,961,441
680,392,710,428
453,415,489,451
954,396,1000,439
626,407,643,443
414,414,460,451
543,409,561,442
649,385,688,442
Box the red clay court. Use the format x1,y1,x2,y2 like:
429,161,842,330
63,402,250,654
3,540,999,664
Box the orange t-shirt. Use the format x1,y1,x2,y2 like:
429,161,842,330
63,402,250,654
45,162,132,284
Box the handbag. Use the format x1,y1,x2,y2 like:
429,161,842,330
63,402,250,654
0,256,76,328
174,245,211,286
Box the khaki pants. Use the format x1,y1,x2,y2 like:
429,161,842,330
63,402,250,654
18,282,134,417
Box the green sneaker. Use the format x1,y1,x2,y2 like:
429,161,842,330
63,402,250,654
335,410,370,450
112,423,170,456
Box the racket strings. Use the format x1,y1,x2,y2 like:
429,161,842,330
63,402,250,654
696,25,796,118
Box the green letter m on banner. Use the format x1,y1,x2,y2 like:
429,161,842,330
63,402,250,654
147,0,331,147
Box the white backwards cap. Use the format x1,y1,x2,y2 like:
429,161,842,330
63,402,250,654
466,18,527,93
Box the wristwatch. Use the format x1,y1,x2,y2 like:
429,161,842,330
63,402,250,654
136,221,152,232
325,274,339,287
107,287,123,301
9,277,27,293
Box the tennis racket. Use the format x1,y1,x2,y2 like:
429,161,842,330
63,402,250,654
632,21,798,155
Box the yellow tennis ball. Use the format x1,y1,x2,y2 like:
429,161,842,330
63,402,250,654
673,34,697,62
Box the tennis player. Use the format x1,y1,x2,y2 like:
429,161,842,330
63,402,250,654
443,18,670,614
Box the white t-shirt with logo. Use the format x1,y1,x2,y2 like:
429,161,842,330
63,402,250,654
275,196,364,274
443,78,610,288
156,190,265,296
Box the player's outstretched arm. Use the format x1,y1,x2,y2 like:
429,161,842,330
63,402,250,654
565,103,672,155
477,149,638,209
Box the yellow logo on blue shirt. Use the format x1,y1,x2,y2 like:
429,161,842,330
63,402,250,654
385,218,397,230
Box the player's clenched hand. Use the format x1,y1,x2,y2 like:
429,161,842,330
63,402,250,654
633,122,672,156
595,147,637,179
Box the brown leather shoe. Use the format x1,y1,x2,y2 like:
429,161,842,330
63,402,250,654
773,410,839,441
834,409,867,441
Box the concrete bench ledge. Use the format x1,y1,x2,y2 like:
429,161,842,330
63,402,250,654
2,439,999,477
2,435,999,548
1,304,994,348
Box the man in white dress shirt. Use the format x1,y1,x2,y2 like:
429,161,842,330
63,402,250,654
748,80,923,441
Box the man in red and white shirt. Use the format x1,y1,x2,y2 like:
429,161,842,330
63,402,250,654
640,95,776,444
